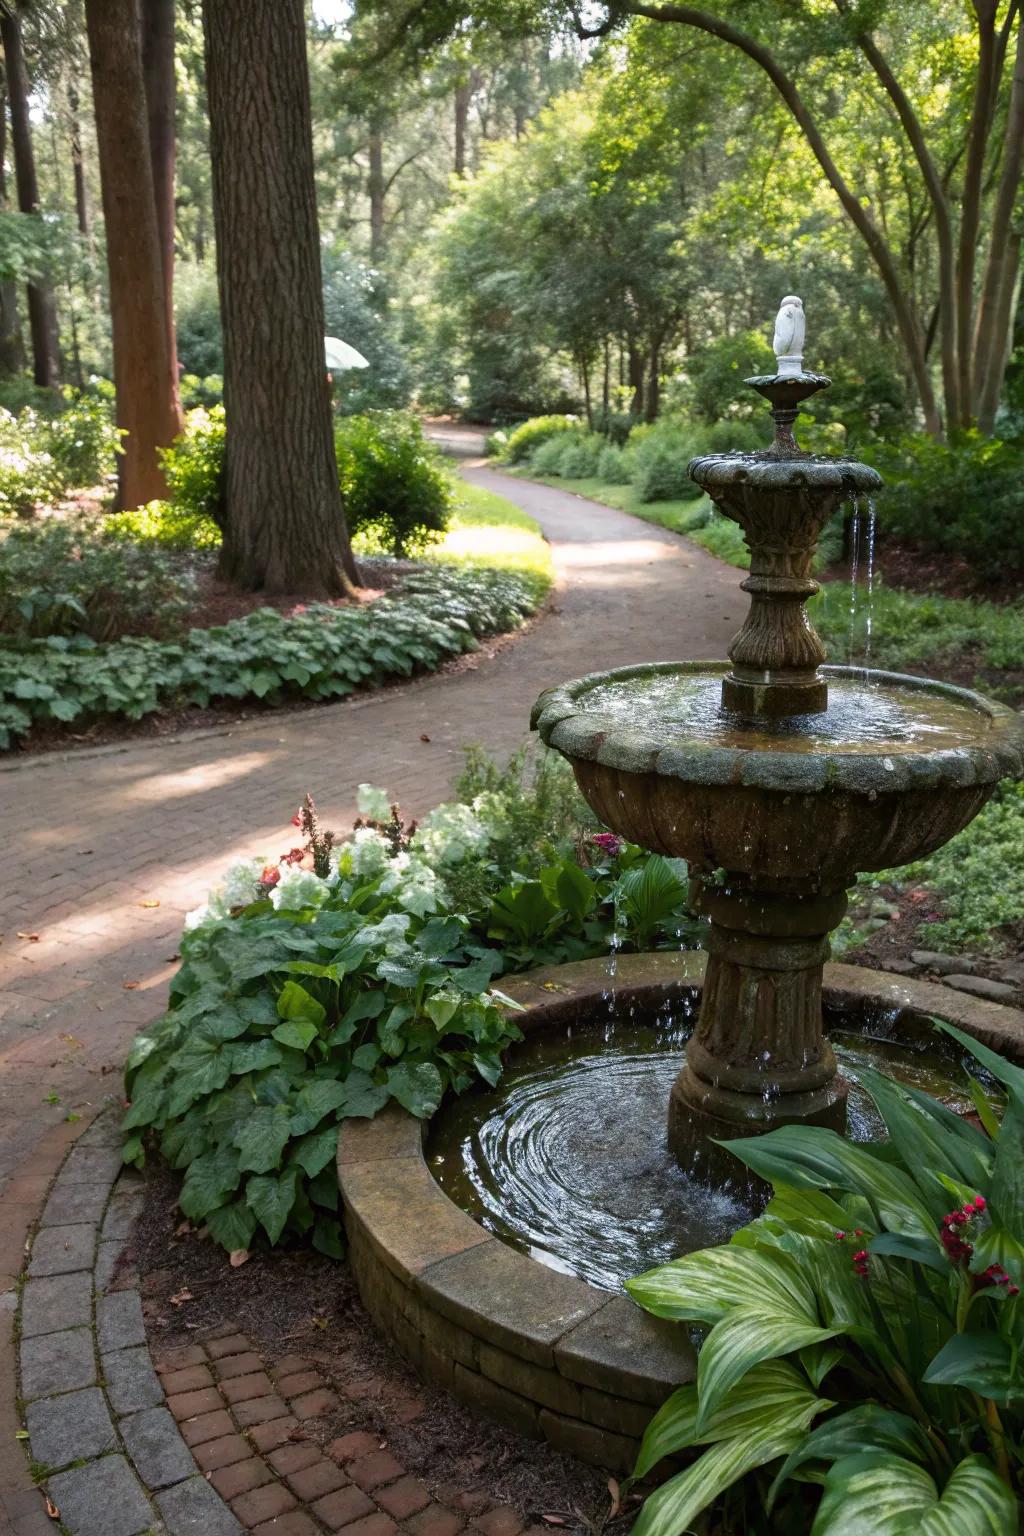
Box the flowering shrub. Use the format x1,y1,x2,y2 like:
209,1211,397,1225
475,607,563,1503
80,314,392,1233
627,1027,1024,1535
124,763,699,1256
0,389,121,516
0,566,539,748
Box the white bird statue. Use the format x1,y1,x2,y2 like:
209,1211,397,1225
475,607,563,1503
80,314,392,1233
772,295,805,376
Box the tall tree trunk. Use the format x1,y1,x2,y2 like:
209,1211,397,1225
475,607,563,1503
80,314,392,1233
85,0,180,506
368,124,385,264
67,83,91,238
454,78,471,176
203,0,359,594
956,0,999,425
1,4,59,387
627,336,645,418
579,350,593,427
646,338,661,423
602,336,610,416
0,76,24,373
140,0,182,424
975,14,1024,430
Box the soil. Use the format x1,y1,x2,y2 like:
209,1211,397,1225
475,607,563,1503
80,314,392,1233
128,1166,621,1532
823,535,1024,603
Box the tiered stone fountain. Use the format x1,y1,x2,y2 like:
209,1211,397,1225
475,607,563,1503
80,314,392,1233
339,304,1024,1468
531,303,1024,1169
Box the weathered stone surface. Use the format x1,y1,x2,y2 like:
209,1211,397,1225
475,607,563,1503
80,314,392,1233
343,1156,490,1283
58,1144,125,1185
101,1190,145,1242
944,974,1017,1002
555,1295,694,1404
94,1238,131,1293
338,1102,423,1165
155,1473,243,1534
102,1345,164,1414
20,1272,92,1337
477,1342,581,1418
20,1328,96,1400
537,1407,636,1472
417,1240,603,1367
452,1364,540,1440
39,1180,111,1228
28,1223,95,1276
120,1404,197,1488
26,1387,115,1468
579,1385,655,1439
96,1288,146,1351
46,1456,152,1536
883,959,919,976
911,951,974,975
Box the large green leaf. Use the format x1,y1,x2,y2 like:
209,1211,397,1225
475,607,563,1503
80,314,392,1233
990,1095,1024,1242
233,1103,292,1173
272,1017,319,1052
854,1067,972,1218
290,1079,347,1135
246,1167,300,1244
695,1306,838,1430
276,979,326,1029
969,1226,1024,1288
338,1067,390,1118
934,1022,1024,1107
633,1359,827,1480
627,1243,819,1326
768,1404,932,1509
206,1199,258,1253
868,1232,949,1273
387,1060,444,1117
179,1145,241,1221
291,1124,339,1178
922,1333,1020,1404
811,1452,1018,1535
630,1424,806,1536
719,1126,934,1235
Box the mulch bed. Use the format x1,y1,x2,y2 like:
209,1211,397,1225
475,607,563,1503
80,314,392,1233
843,881,1023,999
823,536,1024,603
128,1166,620,1532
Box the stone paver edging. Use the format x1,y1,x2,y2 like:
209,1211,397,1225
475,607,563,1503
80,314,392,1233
17,1114,557,1536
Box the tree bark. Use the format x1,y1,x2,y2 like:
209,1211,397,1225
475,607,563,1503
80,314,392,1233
140,0,182,426
956,0,999,425
368,123,386,264
623,3,943,436
0,75,24,373
975,14,1024,430
203,0,359,595
454,78,471,175
627,335,645,417
1,4,59,387
646,337,660,422
85,0,181,506
67,83,91,238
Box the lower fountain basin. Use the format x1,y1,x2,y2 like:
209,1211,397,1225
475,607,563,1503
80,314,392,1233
337,953,1024,1470
532,662,1024,882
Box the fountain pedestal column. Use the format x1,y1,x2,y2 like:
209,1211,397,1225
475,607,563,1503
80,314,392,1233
668,873,849,1167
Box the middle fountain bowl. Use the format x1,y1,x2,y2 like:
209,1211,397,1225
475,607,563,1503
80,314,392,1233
531,357,1024,1171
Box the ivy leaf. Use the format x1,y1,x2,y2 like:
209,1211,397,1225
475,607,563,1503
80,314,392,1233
233,1103,292,1173
387,1061,444,1118
272,1018,319,1052
352,1043,381,1072
225,1039,283,1075
292,1125,339,1178
339,1068,390,1119
207,1199,258,1254
290,1079,347,1135
246,1167,300,1244
276,980,326,1028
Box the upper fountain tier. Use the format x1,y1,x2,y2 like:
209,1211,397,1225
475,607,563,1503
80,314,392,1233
691,299,881,718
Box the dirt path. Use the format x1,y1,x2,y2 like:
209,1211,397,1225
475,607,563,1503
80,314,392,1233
0,460,744,1187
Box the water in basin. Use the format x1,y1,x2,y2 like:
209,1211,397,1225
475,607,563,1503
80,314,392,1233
575,672,995,755
428,1002,987,1293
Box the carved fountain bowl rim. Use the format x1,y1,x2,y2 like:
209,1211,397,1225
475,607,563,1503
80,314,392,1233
688,451,884,494
530,662,1024,798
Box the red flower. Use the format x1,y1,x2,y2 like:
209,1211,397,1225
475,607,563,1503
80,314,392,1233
260,865,280,887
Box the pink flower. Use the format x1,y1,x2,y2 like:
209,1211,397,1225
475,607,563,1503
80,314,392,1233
591,833,623,858
260,865,280,887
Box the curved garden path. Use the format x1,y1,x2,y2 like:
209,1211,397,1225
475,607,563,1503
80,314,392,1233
0,444,746,1526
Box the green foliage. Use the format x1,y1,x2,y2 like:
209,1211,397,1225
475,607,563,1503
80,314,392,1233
174,262,224,378
0,567,538,748
336,412,451,556
321,247,412,413
498,414,579,464
875,433,1024,575
683,331,776,424
628,1028,1024,1533
44,388,122,489
103,499,222,553
596,444,632,483
812,581,1024,681
0,390,121,515
159,405,226,530
0,519,193,642
542,432,602,479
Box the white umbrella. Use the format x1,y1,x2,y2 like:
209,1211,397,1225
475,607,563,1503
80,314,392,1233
324,335,370,371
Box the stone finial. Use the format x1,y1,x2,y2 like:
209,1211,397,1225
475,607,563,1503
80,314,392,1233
772,294,805,377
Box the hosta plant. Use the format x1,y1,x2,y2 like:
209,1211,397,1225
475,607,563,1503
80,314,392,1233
628,1025,1024,1535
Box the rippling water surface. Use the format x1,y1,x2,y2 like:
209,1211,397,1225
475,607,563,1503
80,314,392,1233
428,1007,979,1292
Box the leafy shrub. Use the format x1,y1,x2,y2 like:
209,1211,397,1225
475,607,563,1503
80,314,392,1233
498,414,578,464
104,498,221,553
0,518,193,641
596,444,632,483
180,373,223,409
529,434,575,475
634,429,703,503
0,409,58,516
0,566,539,747
122,769,698,1256
322,246,411,413
592,409,636,446
875,431,1024,575
45,387,121,488
812,580,1024,679
160,405,226,529
629,1025,1024,1533
0,387,121,515
175,262,223,378
682,330,775,423
547,433,602,479
336,412,451,557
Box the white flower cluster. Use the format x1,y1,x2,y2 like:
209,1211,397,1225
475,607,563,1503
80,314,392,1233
411,802,490,867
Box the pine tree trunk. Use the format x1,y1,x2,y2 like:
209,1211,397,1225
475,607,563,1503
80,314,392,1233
1,5,59,387
368,124,386,265
68,83,91,238
140,0,183,426
85,0,181,507
203,0,359,595
0,76,24,374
